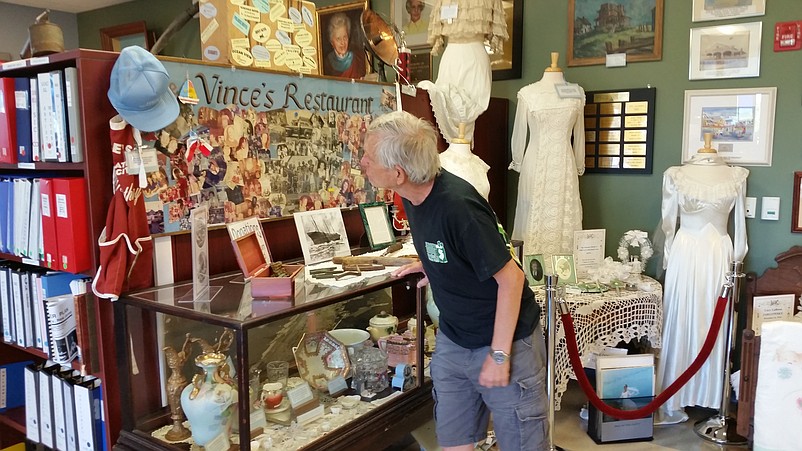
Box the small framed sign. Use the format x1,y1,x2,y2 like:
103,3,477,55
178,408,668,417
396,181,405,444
359,202,396,250
551,254,577,285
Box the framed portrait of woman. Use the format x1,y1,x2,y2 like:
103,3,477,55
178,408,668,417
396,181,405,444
317,1,370,79
393,0,435,48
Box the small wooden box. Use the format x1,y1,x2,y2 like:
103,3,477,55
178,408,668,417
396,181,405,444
231,231,303,299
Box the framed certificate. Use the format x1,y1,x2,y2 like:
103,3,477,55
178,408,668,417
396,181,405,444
359,202,396,250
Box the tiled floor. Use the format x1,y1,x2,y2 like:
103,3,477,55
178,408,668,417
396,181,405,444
385,380,751,450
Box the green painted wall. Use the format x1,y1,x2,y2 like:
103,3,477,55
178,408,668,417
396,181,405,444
77,0,801,276
77,0,200,59
492,0,802,277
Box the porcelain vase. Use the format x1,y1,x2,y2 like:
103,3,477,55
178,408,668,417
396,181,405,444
180,352,238,447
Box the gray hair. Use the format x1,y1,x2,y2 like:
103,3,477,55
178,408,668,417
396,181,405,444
366,111,440,184
328,12,351,40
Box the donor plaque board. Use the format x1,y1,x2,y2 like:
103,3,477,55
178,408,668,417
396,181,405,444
583,88,655,174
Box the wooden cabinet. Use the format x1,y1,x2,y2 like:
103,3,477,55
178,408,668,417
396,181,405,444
113,271,432,450
0,49,121,447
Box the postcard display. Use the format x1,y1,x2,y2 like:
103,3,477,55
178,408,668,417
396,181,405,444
199,0,320,74
139,57,398,234
583,88,656,174
114,270,428,450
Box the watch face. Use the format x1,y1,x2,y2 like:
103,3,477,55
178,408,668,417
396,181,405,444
491,351,508,364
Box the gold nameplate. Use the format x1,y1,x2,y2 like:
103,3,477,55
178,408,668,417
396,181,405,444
625,115,648,128
584,104,598,115
624,130,647,142
626,101,649,114
598,157,620,168
585,144,596,155
593,92,630,103
623,157,646,169
599,130,621,142
585,157,596,168
623,144,647,155
584,117,597,128
585,131,596,142
600,103,622,115
599,117,621,129
599,144,620,155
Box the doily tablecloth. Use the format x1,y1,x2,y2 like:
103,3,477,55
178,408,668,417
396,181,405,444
533,277,663,410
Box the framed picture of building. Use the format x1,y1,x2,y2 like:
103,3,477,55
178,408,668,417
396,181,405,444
568,0,664,67
689,22,762,80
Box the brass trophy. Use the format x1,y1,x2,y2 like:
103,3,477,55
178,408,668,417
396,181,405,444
163,334,193,441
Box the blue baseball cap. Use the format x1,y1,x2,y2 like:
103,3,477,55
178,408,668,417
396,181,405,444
108,46,179,132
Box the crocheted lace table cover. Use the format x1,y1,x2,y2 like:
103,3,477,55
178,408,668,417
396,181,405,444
534,277,663,410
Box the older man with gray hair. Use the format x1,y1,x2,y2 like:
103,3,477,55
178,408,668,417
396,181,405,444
361,111,548,450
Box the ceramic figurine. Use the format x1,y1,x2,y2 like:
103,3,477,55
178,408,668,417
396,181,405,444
163,333,193,441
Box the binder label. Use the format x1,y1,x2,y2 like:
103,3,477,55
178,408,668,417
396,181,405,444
0,367,6,408
55,193,68,219
42,193,51,217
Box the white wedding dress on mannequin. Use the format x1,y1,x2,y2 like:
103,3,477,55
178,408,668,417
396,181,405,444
656,153,749,423
509,71,585,259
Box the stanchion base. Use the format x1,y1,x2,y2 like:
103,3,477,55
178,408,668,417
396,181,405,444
693,414,748,445
548,446,565,451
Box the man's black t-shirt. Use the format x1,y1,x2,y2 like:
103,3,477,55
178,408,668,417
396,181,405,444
403,170,539,349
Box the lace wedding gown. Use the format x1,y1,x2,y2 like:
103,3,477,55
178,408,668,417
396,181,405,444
657,162,749,414
509,82,585,259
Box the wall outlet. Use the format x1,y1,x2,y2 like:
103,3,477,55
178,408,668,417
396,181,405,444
745,197,756,218
761,196,780,220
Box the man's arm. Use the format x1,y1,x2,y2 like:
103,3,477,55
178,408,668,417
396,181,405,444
479,258,526,387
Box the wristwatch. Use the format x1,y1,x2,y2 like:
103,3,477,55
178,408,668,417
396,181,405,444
489,349,510,365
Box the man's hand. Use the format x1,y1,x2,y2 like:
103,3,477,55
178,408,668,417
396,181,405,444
391,261,429,288
478,355,510,388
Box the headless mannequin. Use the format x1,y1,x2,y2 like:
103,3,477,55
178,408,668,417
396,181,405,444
439,123,491,199
509,53,585,259
418,0,507,144
656,133,749,424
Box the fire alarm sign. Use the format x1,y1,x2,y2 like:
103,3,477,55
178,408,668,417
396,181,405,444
774,21,802,52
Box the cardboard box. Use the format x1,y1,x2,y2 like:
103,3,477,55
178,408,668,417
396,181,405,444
231,230,303,299
198,0,320,74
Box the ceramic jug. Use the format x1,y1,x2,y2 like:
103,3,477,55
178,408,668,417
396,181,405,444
180,352,238,447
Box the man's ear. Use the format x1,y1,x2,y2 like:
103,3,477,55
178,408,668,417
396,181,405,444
394,165,407,185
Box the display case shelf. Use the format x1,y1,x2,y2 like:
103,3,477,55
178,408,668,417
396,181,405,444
114,271,431,450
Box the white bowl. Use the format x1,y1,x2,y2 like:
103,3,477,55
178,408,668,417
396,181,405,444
329,328,371,347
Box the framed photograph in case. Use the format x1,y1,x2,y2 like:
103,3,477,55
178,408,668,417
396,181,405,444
524,254,547,287
551,254,577,285
358,202,396,250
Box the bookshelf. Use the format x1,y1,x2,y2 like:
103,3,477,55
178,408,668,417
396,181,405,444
0,49,120,448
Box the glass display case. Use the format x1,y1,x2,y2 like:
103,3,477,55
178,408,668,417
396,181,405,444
113,270,430,450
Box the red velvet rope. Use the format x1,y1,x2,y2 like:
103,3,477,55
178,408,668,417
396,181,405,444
561,294,730,420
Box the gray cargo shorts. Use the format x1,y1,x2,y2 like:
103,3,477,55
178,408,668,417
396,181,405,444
430,324,548,449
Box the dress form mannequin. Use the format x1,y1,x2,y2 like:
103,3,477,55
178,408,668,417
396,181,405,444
439,123,491,199
656,133,749,424
509,53,585,260
417,0,507,144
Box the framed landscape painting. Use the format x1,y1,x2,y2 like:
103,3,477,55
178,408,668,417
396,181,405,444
568,0,664,67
